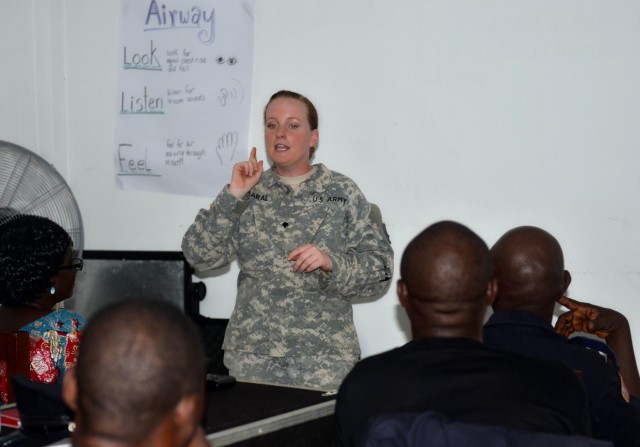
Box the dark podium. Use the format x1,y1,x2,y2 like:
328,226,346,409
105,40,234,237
203,381,336,446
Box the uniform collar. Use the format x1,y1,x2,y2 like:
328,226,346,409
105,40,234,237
485,309,556,334
263,163,333,192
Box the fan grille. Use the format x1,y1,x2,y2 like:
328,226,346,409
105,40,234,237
0,141,84,256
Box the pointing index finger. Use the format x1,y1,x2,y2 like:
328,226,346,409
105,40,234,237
557,295,577,310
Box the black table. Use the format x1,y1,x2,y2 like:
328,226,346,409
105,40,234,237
203,381,336,447
0,381,337,447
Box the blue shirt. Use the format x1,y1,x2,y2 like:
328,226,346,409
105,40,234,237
484,309,640,446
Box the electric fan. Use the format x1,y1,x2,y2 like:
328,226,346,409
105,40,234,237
0,141,84,256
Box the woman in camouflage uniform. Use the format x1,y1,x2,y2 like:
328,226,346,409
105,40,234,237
182,90,393,391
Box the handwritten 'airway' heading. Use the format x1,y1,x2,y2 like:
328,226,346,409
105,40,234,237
144,0,215,45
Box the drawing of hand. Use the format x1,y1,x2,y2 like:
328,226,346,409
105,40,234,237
215,131,238,164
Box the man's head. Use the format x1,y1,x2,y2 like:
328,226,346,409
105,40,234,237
398,221,496,340
490,226,571,321
63,299,206,447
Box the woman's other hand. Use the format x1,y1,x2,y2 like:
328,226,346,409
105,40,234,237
228,147,264,199
288,244,333,273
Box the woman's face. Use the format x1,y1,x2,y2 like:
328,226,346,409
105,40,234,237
54,246,78,301
264,97,319,177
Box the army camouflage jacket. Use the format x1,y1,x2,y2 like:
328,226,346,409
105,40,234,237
182,164,393,359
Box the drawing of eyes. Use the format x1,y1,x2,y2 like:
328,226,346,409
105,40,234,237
227,57,238,65
216,56,226,64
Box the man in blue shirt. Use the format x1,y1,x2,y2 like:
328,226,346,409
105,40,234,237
484,225,640,447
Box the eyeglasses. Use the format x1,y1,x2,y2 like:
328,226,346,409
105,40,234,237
60,257,83,271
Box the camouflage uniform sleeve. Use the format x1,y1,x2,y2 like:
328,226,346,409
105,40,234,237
322,199,393,299
181,185,250,271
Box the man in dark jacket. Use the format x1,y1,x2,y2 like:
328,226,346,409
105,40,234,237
484,225,640,447
335,221,591,447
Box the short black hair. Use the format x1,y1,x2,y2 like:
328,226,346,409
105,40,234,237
400,221,493,304
0,215,71,306
75,299,205,442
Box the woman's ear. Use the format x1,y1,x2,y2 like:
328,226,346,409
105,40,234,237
48,274,60,295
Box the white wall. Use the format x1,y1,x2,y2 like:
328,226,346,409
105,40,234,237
2,0,640,359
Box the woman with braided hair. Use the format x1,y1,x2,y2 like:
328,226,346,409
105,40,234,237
0,214,86,403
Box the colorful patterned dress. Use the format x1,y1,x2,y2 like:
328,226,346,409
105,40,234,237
0,308,86,403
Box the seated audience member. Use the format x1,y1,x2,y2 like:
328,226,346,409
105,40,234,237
0,215,86,403
63,299,208,447
365,411,613,447
484,225,640,446
334,221,590,447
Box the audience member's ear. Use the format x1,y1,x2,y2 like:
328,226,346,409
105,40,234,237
561,270,572,295
174,393,202,445
62,368,79,412
485,278,498,306
397,279,409,309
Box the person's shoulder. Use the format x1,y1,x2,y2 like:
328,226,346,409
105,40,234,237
49,308,87,330
314,165,372,213
315,164,361,190
484,310,602,361
51,307,84,319
21,308,85,333
563,338,620,368
489,344,581,383
354,347,401,369
342,346,405,383
319,164,350,180
509,325,620,378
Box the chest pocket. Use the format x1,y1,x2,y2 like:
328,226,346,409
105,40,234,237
236,210,275,272
298,200,349,253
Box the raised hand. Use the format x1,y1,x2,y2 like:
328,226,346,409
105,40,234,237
555,295,623,339
288,244,333,273
556,295,640,398
228,147,264,199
